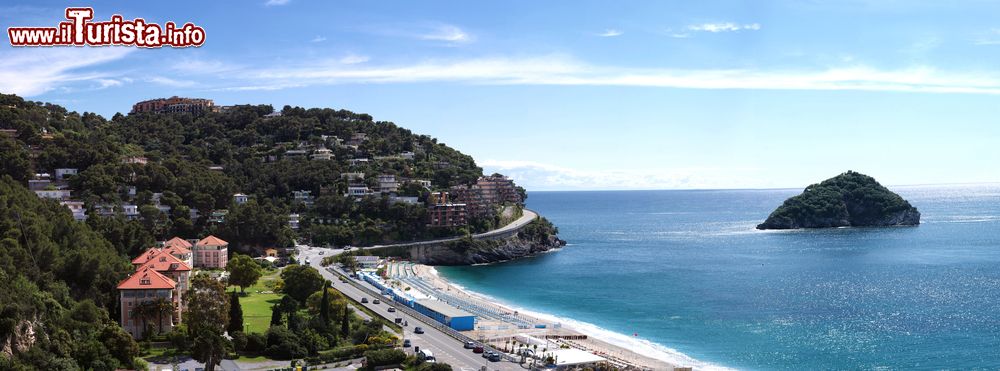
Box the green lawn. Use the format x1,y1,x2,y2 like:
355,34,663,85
232,269,282,334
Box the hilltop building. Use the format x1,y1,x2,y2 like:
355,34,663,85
427,192,468,227
131,96,216,114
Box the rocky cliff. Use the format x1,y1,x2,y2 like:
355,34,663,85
368,217,566,265
757,171,921,230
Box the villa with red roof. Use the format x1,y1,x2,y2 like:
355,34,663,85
117,265,181,339
194,235,229,269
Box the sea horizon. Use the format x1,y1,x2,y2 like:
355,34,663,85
438,184,1000,370
521,181,1000,194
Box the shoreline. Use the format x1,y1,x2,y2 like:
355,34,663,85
402,263,732,371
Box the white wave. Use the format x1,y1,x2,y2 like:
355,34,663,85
432,267,733,370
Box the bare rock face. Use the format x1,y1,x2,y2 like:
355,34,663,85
1,317,39,358
757,171,920,230
407,233,566,265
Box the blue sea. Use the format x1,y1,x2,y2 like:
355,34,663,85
437,185,1000,370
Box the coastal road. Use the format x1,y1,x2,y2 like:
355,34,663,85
298,246,521,371
356,208,539,251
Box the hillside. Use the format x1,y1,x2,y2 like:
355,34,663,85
757,171,921,230
0,93,535,256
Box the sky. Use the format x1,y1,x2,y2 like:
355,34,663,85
2,0,1000,191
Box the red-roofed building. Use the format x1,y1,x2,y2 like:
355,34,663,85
194,235,229,269
140,251,192,295
116,266,179,339
131,247,163,268
163,236,193,249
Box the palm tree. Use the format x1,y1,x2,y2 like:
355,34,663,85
152,297,176,334
133,301,155,339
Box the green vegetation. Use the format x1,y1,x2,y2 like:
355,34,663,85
0,176,145,370
757,171,921,229
233,269,282,334
0,92,522,255
227,254,264,293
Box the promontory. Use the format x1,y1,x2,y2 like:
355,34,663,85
757,171,920,230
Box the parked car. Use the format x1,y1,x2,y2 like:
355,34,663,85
395,317,403,324
361,297,368,303
318,251,324,255
387,307,396,312
488,353,501,362
373,299,381,304
473,346,484,354
414,327,424,334
402,339,411,347
481,351,491,358
464,341,475,349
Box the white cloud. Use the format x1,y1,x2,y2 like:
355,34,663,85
417,24,472,43
480,160,772,190
311,35,327,43
0,47,133,96
171,58,239,74
265,0,290,6
598,29,624,37
974,28,1000,45
339,53,370,65
146,76,197,88
688,22,761,33
228,55,1000,95
95,79,124,89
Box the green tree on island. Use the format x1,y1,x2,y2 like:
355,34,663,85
227,254,263,293
185,274,230,371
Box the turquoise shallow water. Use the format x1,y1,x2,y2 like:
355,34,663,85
437,185,1000,370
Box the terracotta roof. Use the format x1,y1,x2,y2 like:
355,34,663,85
163,244,191,255
164,236,193,249
140,250,192,272
117,266,176,290
196,235,228,247
131,247,162,265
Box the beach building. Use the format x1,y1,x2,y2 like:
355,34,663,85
358,272,475,331
289,213,301,229
547,348,607,369
389,195,420,205
354,255,381,269
341,172,365,181
194,235,228,269
412,299,476,331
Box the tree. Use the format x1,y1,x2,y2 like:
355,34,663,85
279,265,325,303
227,254,263,293
340,306,350,337
270,305,283,327
320,281,331,323
0,137,33,183
185,274,230,371
152,297,176,335
228,291,244,334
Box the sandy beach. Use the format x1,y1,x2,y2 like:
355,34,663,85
382,261,693,370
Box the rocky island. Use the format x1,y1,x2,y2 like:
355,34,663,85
757,171,920,230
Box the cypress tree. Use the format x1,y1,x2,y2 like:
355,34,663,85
228,291,244,334
270,304,282,327
320,281,331,323
340,306,350,337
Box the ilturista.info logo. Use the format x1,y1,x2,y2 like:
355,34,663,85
8,8,205,47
